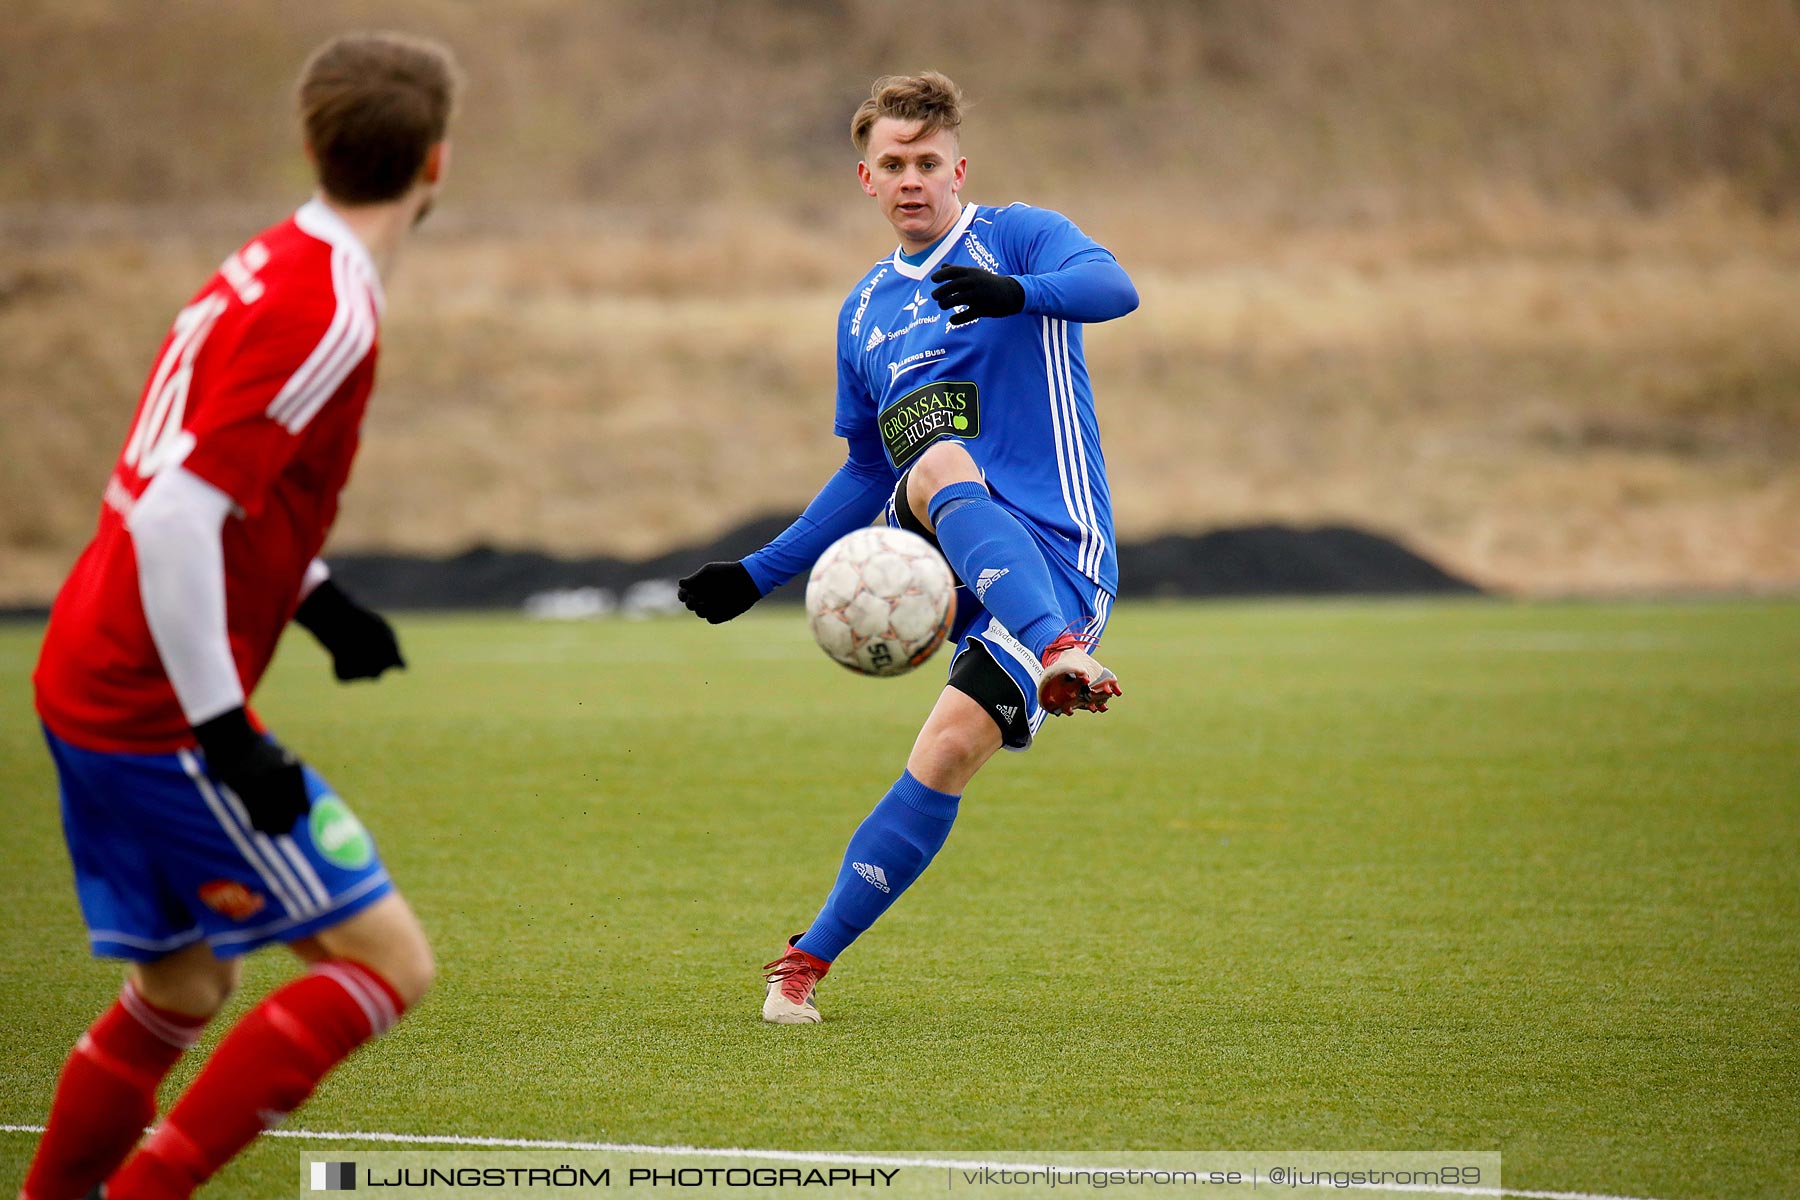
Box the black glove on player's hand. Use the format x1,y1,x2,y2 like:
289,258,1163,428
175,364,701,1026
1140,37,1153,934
678,561,761,624
295,578,405,682
193,707,311,835
930,265,1026,325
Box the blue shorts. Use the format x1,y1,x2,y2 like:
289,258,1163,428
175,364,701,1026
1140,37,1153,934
886,483,1114,751
45,726,392,962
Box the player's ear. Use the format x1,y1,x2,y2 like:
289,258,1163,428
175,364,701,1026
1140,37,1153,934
421,141,449,186
857,160,877,197
951,156,966,194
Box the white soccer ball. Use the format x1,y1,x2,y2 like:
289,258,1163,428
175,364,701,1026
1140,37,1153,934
806,527,956,677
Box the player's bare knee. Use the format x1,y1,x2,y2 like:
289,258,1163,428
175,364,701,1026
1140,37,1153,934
363,918,435,1008
948,722,996,771
912,721,994,784
371,929,435,1009
915,440,981,491
132,948,240,1019
907,441,983,529
307,892,435,1008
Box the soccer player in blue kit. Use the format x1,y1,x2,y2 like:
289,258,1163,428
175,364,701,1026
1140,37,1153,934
678,72,1139,1022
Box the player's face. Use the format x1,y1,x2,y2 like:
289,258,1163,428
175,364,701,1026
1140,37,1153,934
858,119,966,252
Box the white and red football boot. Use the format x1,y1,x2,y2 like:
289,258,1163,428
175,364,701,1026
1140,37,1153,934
762,935,831,1024
1038,628,1121,716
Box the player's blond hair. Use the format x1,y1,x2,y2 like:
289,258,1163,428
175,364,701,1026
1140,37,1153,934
298,32,460,205
851,72,964,154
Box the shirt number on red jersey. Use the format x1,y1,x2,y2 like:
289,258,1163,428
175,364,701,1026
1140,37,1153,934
123,294,228,479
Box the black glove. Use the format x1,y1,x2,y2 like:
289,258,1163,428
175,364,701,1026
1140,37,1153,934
930,265,1026,325
193,707,311,835
677,561,762,624
295,578,405,681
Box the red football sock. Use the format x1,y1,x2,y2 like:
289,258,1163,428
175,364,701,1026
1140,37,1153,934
105,961,404,1200
21,981,205,1200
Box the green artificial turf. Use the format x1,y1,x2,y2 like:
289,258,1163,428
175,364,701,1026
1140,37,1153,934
1,599,1796,1198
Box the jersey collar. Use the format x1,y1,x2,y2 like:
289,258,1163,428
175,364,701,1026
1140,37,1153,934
890,203,979,281
294,197,387,315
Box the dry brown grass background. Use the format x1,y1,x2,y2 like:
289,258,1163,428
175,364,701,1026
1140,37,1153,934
4,0,1798,601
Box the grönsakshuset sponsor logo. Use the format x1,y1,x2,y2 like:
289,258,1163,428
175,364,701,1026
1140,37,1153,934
879,380,980,467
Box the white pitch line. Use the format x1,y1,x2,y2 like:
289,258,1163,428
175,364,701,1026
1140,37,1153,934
0,1123,1676,1200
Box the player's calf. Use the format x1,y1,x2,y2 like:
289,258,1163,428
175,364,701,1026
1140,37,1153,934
296,891,436,1006
132,942,240,1017
919,483,1068,659
765,770,963,1024
21,980,210,1200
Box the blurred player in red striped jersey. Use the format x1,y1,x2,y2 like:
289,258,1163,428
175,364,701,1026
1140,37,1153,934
23,34,458,1200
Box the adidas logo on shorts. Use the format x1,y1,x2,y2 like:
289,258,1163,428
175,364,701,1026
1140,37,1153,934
852,862,891,893
996,704,1019,723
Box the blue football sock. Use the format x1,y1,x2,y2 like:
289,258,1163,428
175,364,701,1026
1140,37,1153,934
928,480,1066,658
796,771,961,963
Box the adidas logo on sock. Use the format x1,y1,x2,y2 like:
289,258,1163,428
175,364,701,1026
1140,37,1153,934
996,704,1019,723
852,862,891,893
974,567,1009,601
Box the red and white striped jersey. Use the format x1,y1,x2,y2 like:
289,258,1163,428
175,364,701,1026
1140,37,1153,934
36,199,384,753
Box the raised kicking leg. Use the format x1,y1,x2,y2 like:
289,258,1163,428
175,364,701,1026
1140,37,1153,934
906,442,1118,714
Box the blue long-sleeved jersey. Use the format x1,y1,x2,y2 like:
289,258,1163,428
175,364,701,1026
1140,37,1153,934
744,202,1137,596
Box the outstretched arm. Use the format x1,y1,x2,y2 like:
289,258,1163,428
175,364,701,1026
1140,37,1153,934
742,430,891,593
678,430,892,623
